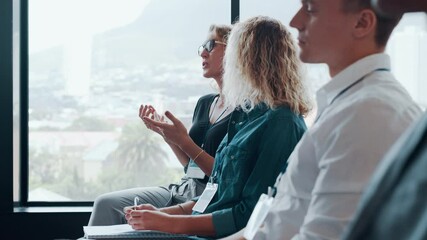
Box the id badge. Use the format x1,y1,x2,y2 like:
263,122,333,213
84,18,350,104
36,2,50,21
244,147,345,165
243,193,274,240
186,160,205,179
192,182,218,213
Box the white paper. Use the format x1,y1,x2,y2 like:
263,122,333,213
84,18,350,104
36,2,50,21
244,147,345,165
243,194,274,240
83,224,188,239
84,224,134,237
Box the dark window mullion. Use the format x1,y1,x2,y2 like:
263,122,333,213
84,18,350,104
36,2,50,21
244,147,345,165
0,0,14,213
231,0,239,23
20,0,29,206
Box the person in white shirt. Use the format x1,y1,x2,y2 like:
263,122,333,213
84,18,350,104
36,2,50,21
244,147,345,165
342,1,427,239
221,0,422,239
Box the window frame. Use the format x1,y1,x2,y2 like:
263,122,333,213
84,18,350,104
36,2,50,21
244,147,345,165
1,0,424,238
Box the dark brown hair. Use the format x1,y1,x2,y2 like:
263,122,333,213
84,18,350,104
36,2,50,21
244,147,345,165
342,0,402,46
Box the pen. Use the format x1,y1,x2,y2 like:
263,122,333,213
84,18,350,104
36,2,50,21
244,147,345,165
134,196,139,210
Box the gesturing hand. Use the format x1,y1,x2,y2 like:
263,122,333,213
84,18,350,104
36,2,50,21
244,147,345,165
139,104,167,136
142,111,191,148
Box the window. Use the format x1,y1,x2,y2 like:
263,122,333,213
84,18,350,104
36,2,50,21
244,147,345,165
19,0,427,204
387,13,427,108
26,0,231,202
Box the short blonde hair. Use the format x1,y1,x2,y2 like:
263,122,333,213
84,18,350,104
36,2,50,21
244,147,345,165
223,16,312,115
208,24,232,43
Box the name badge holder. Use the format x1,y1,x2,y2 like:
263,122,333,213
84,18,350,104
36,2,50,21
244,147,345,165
192,174,218,213
186,161,206,179
187,143,207,179
243,173,283,240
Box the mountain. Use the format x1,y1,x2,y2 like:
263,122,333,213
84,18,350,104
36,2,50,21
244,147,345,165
91,0,231,69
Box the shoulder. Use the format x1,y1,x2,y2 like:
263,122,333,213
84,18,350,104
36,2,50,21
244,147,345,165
193,93,218,114
267,105,304,122
313,76,422,143
344,75,421,124
356,71,415,106
263,105,307,131
197,94,218,105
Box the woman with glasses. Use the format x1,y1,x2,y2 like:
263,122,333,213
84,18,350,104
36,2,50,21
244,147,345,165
125,16,312,238
88,24,234,226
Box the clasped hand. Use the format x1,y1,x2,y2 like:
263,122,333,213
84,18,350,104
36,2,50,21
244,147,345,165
124,204,172,231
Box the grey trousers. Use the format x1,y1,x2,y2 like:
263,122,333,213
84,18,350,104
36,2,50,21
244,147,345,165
88,177,206,226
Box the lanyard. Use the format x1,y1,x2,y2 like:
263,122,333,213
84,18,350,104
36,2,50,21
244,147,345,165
209,171,217,184
269,172,284,198
314,68,390,123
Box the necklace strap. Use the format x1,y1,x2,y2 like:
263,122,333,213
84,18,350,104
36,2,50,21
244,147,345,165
208,96,219,120
209,96,229,125
213,106,229,124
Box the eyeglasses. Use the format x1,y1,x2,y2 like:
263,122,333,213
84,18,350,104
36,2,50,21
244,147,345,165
198,39,226,56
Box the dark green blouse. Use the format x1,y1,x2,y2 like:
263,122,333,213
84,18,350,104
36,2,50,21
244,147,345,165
193,103,307,237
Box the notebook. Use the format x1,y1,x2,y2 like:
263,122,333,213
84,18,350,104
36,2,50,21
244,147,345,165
83,224,190,239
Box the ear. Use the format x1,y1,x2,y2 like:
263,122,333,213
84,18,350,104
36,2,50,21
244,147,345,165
353,9,377,39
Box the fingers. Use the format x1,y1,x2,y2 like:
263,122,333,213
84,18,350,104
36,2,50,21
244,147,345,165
125,209,148,223
128,215,145,231
143,116,169,129
139,104,157,120
139,105,149,119
164,111,179,125
126,211,142,227
123,206,134,214
130,222,143,230
140,105,161,132
125,209,143,222
125,212,131,221
126,210,166,231
153,111,162,121
139,105,146,120
130,210,145,217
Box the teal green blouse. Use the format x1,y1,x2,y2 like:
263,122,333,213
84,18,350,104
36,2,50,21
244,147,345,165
193,103,307,237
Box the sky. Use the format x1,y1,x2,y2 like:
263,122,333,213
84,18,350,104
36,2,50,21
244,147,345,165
29,0,150,54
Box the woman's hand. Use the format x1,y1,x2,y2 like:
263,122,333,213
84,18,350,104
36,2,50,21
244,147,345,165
139,104,169,140
124,203,159,220
127,210,175,232
142,111,192,148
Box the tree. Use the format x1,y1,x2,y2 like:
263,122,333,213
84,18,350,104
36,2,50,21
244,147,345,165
66,116,115,131
97,122,174,190
29,148,61,187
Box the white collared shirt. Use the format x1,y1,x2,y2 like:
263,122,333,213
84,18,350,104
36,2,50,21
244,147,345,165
253,53,422,240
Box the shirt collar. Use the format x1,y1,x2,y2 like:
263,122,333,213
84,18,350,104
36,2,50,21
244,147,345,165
316,53,391,116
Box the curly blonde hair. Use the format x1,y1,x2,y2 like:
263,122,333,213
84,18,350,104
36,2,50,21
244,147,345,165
223,16,312,116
